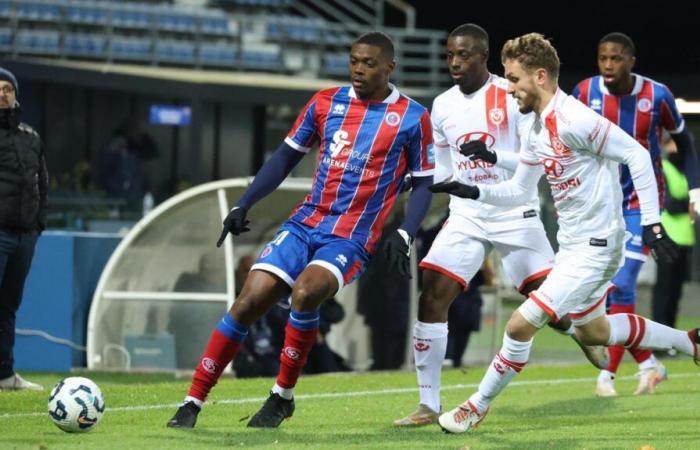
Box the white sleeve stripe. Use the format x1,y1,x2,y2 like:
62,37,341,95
668,120,686,135
411,169,434,177
596,122,612,155
284,136,311,153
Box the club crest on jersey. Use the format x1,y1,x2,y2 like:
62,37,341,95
260,245,273,258
637,98,652,113
549,135,571,156
542,158,564,178
488,108,505,126
385,111,401,127
456,132,496,149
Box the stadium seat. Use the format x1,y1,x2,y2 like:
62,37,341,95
321,53,348,76
64,33,106,59
0,27,11,51
110,36,151,62
110,6,151,29
16,2,60,22
15,29,60,55
0,1,11,19
199,44,237,67
201,16,231,35
65,5,109,26
157,13,198,33
155,40,196,64
242,49,283,70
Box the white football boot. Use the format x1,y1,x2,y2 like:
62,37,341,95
438,401,488,433
0,373,43,391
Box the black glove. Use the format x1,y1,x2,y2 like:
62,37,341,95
428,180,480,199
216,207,250,247
383,229,413,279
642,223,678,263
459,140,496,164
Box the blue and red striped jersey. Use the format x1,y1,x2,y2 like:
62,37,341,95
572,74,685,211
283,85,434,253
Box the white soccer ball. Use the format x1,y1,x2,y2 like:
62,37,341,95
47,377,105,433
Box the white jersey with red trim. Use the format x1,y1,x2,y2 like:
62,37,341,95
519,89,639,245
431,75,539,219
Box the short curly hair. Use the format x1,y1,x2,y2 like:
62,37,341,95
501,33,560,79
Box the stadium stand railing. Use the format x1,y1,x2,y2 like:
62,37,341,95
0,0,449,92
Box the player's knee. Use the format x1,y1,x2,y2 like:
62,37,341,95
291,280,330,311
505,311,538,341
419,286,460,323
229,294,261,325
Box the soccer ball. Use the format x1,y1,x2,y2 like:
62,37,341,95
47,377,105,433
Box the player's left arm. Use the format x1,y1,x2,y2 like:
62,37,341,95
384,109,435,279
570,108,677,261
659,85,700,214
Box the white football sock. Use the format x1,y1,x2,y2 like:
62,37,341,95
469,333,532,414
272,383,294,400
184,396,203,408
638,354,657,371
413,321,448,413
598,370,615,382
606,314,694,355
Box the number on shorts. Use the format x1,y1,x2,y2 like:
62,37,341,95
271,230,290,246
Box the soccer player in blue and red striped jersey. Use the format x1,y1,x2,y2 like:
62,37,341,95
572,32,700,397
167,31,435,429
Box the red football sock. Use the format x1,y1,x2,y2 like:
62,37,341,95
276,322,318,389
606,304,636,373
188,328,242,401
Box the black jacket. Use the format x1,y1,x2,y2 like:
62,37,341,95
0,118,48,232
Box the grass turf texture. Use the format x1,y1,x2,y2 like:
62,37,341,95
1,357,699,450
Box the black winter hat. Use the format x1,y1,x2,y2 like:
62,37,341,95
0,67,18,97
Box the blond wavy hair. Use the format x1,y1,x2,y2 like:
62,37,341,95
501,33,560,79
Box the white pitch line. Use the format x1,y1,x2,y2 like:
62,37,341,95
2,372,699,420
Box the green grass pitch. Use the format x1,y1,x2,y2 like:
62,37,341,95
2,357,699,450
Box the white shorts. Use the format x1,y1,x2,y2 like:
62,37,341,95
519,232,625,328
419,212,554,292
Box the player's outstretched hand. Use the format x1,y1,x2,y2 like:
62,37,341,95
384,229,412,279
428,180,480,199
216,207,250,247
459,140,496,164
642,223,678,263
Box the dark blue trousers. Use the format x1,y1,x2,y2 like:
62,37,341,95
0,230,38,379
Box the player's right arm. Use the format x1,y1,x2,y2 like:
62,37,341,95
216,93,320,246
429,157,541,205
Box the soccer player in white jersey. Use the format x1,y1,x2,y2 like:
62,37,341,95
429,32,700,434
393,24,606,428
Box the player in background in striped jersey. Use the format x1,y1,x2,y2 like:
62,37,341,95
393,23,607,428
572,32,700,397
167,31,435,429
